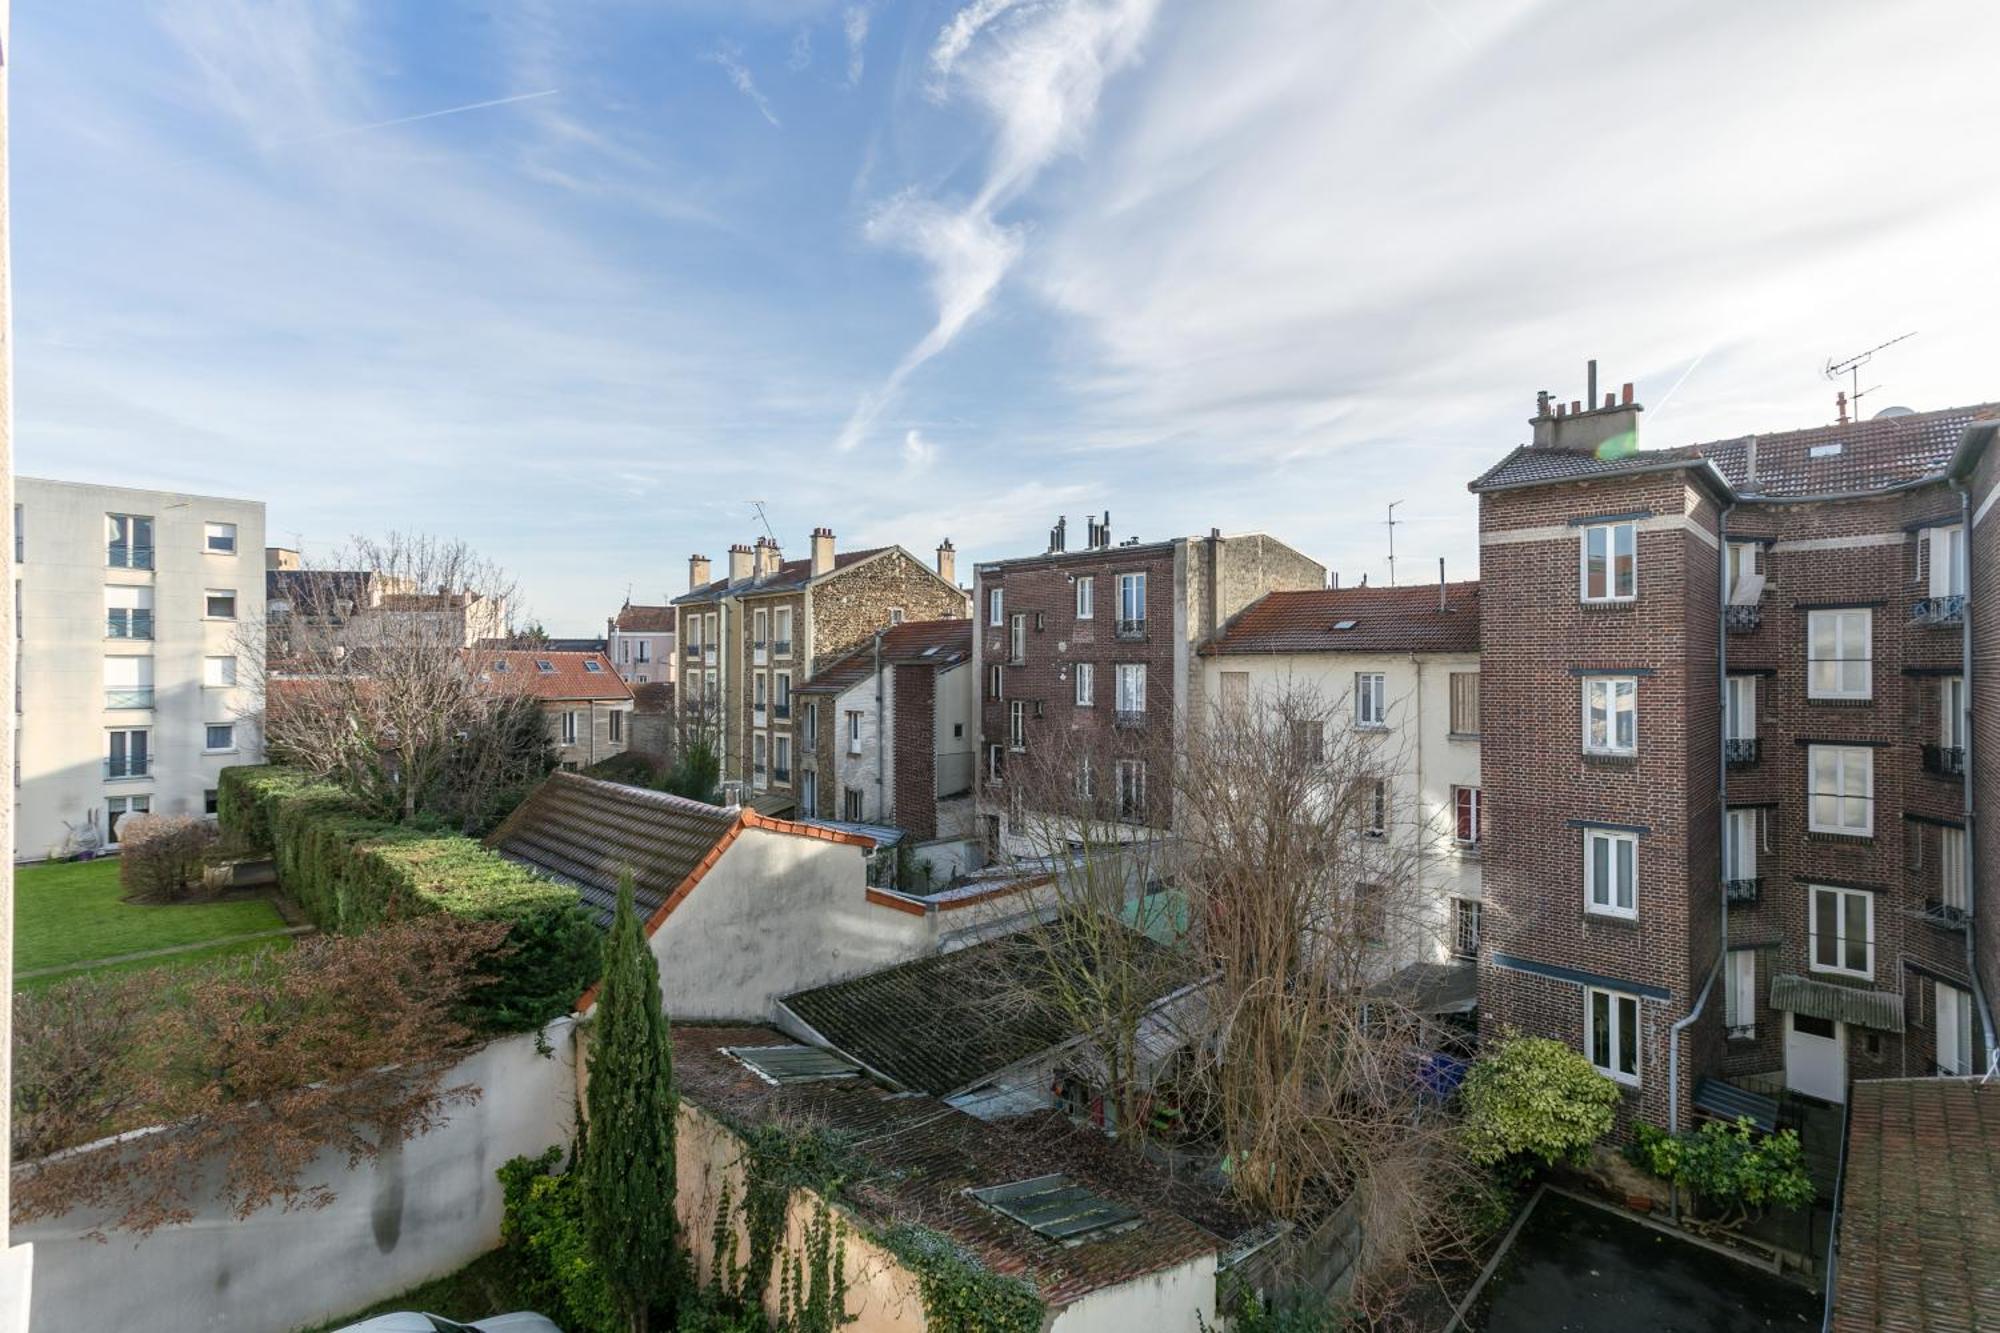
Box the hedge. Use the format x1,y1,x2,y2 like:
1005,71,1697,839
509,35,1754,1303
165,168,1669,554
218,765,600,1030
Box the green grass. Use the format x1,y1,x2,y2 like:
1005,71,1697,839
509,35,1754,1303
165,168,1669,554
15,857,290,976
16,933,296,992
295,1249,527,1332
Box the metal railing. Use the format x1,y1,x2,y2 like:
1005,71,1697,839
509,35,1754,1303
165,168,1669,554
1724,737,1760,766
107,543,154,570
1723,876,1762,905
1921,898,1971,929
773,639,792,657
1723,604,1762,633
1922,743,1965,777
104,688,155,710
685,642,700,660
1913,593,1967,626
773,766,791,784
773,703,792,721
1114,707,1145,728
106,610,153,640
1114,617,1148,641
104,756,150,780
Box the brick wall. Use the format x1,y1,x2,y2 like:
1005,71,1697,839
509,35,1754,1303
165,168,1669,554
1969,445,2000,1047
893,665,939,840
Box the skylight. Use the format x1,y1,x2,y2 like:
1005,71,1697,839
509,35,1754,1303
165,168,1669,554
535,660,556,673
967,1175,1141,1244
724,1044,861,1085
584,660,603,672
1332,619,1359,631
493,659,510,671
1809,442,1844,458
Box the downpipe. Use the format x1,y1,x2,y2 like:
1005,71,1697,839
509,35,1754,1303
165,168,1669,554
1949,479,1998,1068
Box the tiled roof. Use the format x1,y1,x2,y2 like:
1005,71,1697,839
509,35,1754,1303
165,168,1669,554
799,618,973,694
1471,403,2000,499
674,1023,1232,1307
614,603,676,633
1831,1078,2000,1332
781,927,1174,1097
1202,583,1479,656
468,650,634,702
672,548,890,605
487,771,740,926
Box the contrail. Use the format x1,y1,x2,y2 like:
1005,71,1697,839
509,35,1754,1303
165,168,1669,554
1650,343,1713,419
266,88,558,149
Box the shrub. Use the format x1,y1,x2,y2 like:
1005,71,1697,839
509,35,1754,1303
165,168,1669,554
499,1148,623,1333
1459,1035,1619,1174
1628,1118,1814,1223
117,815,221,902
218,765,600,1030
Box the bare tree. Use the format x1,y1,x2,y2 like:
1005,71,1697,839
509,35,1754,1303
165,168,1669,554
253,533,527,822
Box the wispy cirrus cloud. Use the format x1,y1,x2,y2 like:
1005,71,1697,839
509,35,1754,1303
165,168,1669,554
704,41,781,127
843,5,871,85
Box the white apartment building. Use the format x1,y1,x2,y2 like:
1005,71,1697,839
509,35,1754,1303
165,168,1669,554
607,602,676,685
15,478,266,859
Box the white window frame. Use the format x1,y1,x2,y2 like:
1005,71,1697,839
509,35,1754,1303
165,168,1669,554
1074,662,1094,707
1010,613,1026,663
803,701,818,747
1936,981,1974,1076
774,606,793,654
203,723,237,754
1585,987,1641,1087
1941,824,1969,913
204,588,238,621
1726,541,1760,600
608,708,623,744
1009,699,1026,750
1115,759,1146,822
203,655,238,689
773,734,791,780
846,710,863,755
1724,808,1759,882
1115,663,1146,715
561,711,579,746
1452,898,1481,958
1942,676,1967,750
1582,677,1637,756
1809,883,1874,979
1808,744,1874,836
1579,520,1637,603
1724,675,1756,741
1806,608,1872,700
1354,672,1386,728
1725,949,1757,1038
988,587,1003,627
203,521,237,554
1118,572,1146,623
1583,827,1638,919
1453,786,1481,846
1075,575,1094,619
1928,524,1967,598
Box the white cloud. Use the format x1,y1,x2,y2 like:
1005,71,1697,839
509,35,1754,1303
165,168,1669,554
787,26,814,72
704,41,781,127
843,5,871,84
902,428,937,470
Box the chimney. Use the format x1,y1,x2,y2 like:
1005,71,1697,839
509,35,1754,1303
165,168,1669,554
752,536,782,579
688,554,711,591
727,543,754,583
1530,360,1643,452
810,527,836,578
936,538,956,585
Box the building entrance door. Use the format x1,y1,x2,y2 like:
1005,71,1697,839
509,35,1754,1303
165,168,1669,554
1784,1012,1846,1103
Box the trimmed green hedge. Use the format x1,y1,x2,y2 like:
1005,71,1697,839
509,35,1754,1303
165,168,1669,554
219,765,600,1030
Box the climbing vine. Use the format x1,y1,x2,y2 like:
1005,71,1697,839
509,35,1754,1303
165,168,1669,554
705,1123,863,1332
875,1223,1045,1333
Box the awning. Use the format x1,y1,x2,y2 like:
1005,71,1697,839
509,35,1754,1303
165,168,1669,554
1770,973,1905,1033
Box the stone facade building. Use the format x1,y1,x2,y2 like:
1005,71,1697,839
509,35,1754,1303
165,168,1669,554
470,648,634,772
672,531,967,811
1472,368,2000,1131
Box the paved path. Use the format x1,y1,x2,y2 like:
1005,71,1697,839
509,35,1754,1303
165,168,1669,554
17,924,316,980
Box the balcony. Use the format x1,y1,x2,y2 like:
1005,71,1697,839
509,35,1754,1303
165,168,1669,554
104,756,150,780
1912,593,1967,627
1921,898,1971,930
1723,604,1762,633
1724,737,1760,766
104,688,155,710
685,642,700,661
1723,876,1762,906
106,611,154,640
774,702,792,722
773,638,792,658
107,543,154,571
1114,617,1149,642
773,765,791,784
1922,743,1966,777
752,640,769,665
1114,707,1146,728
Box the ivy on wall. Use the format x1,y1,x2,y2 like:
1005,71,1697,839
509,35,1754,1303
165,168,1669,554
875,1224,1045,1333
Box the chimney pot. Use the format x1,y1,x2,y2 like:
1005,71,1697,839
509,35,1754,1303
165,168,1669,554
935,538,956,585
1622,382,1634,405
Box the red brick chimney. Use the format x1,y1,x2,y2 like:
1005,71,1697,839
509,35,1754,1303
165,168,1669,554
1531,360,1642,452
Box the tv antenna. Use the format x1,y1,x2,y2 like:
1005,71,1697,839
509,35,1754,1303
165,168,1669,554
747,500,778,544
1385,500,1403,587
1824,331,1915,423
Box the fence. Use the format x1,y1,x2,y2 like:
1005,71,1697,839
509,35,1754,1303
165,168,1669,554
16,1021,578,1333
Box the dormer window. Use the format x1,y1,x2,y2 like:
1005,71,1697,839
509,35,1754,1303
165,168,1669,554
1580,520,1636,602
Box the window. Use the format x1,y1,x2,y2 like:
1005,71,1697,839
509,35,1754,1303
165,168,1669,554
1010,613,1026,663
104,655,155,710
204,788,220,817
1117,572,1147,628
1219,670,1249,722
203,521,237,554
1075,575,1094,618
1941,676,1967,751
1074,662,1095,707
1808,745,1874,835
775,672,792,718
1586,987,1640,1085
989,664,1004,698
1115,760,1146,822
106,728,149,779
204,589,238,620
105,585,154,640
754,673,768,714
1726,541,1761,599
1582,677,1637,755
803,701,818,747
1356,883,1386,944
1115,663,1146,719
1936,981,1975,1076
800,769,817,815
1810,884,1874,978
583,660,603,673
987,744,1004,782
535,659,555,673
1292,721,1324,762
774,608,792,655
204,723,236,753
203,655,237,688
988,587,1004,626
753,734,768,781
1075,754,1095,800
753,609,769,651
1580,520,1636,602
1941,825,1969,913
774,735,791,781
106,513,154,569
1449,671,1480,736
618,640,631,663
493,658,511,673
889,607,904,625
1354,672,1386,728
1453,786,1482,845
106,795,151,844
1725,950,1757,1038
608,709,623,743
703,614,718,656
1010,700,1027,750
846,710,863,755
1807,609,1871,699
968,1176,1139,1245
1584,828,1638,919
1724,808,1759,882
1362,779,1387,837
1452,899,1482,958
843,788,865,821
561,711,579,746
1928,524,1967,597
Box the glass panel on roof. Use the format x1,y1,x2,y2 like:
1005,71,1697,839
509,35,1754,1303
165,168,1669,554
967,1174,1140,1245
724,1044,861,1084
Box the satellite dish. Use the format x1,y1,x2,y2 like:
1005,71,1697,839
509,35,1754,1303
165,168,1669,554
1873,405,1916,419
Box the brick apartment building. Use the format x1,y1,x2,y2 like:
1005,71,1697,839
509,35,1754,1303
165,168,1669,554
1473,366,2000,1131
973,514,1324,857
672,531,967,810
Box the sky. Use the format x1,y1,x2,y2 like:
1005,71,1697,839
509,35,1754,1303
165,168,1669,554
16,1,2000,634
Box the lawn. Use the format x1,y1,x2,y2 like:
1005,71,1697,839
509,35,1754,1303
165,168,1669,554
15,857,292,980
297,1249,527,1332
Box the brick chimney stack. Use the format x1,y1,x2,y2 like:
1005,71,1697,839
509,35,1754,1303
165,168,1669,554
1530,359,1642,452
810,527,836,578
688,554,711,591
727,543,755,583
936,538,956,585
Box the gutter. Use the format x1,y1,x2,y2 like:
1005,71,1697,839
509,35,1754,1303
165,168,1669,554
1949,478,1999,1068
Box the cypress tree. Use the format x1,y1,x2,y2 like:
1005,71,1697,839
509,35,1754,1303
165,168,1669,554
582,871,680,1331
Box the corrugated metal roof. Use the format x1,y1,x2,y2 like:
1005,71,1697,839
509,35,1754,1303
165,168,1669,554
1203,583,1479,656
1770,973,1905,1033
792,818,899,848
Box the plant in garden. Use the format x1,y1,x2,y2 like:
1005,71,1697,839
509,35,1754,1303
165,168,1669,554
117,814,221,902
1628,1118,1814,1227
1459,1034,1620,1175
581,873,681,1331
500,1148,623,1333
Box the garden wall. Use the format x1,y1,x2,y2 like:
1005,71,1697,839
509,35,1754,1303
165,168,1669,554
16,1021,578,1333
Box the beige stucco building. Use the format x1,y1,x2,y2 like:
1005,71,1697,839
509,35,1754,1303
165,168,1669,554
15,477,266,859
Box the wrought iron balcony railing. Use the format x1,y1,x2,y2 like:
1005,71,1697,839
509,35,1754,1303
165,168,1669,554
1913,594,1967,626
1724,737,1760,766
1114,707,1146,728
1723,604,1762,633
1921,898,1971,929
1723,876,1762,906
1923,743,1966,777
1114,617,1149,642
773,639,792,657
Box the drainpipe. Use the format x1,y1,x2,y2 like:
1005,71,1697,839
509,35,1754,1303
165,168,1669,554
1410,652,1428,958
1949,479,1997,1068
874,629,886,824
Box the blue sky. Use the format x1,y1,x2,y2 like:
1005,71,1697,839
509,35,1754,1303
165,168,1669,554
17,1,2000,633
